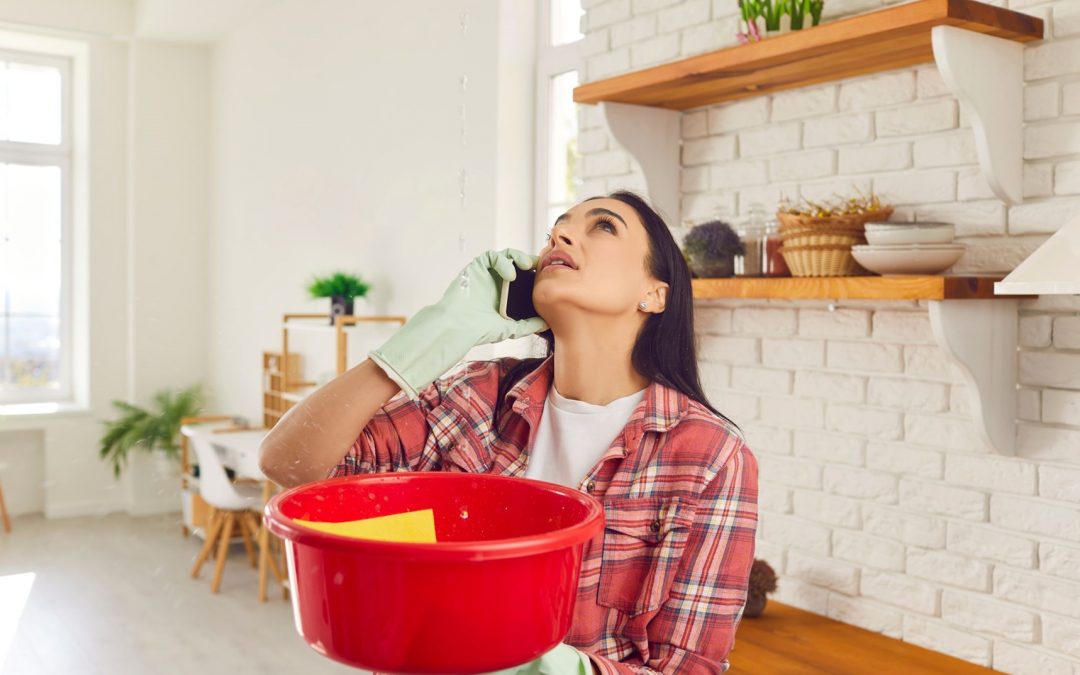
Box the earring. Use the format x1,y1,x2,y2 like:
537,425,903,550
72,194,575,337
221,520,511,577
638,302,648,310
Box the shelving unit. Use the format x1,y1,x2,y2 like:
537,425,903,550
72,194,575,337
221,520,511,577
262,313,406,427
573,0,1041,110
262,351,302,428
693,274,1028,456
569,0,1045,455
574,0,1043,221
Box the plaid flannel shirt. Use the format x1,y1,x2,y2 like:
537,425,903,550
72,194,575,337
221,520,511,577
330,355,759,674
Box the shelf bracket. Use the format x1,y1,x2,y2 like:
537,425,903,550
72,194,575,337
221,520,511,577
928,299,1019,455
601,102,682,225
932,25,1024,205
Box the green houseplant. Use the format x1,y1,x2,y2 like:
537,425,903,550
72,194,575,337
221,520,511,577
683,220,745,278
307,271,372,325
98,384,204,478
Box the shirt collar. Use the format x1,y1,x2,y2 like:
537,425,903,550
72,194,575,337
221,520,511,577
506,354,690,435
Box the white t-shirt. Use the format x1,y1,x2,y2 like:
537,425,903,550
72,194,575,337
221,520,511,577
524,382,647,489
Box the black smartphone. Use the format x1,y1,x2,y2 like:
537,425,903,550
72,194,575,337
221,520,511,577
498,268,538,321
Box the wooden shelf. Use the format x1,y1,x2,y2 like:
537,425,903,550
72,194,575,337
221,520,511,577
573,0,1042,110
692,275,1016,300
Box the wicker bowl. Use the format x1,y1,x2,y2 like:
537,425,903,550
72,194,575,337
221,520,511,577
780,244,870,277
777,207,894,233
780,228,867,248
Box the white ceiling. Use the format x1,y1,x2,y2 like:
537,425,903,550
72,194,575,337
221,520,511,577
134,0,277,43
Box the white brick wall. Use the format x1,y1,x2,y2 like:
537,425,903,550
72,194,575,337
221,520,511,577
582,0,1080,669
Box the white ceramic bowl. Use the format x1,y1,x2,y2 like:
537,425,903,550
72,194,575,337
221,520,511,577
864,224,955,246
851,243,965,275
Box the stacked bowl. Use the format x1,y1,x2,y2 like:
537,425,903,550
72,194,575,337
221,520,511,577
777,207,892,276
852,222,965,275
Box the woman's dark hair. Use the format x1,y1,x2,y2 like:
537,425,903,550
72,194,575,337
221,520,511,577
494,190,739,432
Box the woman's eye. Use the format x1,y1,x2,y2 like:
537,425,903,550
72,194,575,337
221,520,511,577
597,220,616,233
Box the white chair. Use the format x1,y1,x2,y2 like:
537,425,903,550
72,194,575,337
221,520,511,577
182,425,264,593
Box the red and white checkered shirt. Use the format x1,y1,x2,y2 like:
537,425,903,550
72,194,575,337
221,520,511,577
330,355,759,674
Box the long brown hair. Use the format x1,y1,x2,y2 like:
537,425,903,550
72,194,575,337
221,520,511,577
494,190,737,431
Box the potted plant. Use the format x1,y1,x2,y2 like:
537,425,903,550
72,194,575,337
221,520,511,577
743,558,778,618
683,219,745,278
307,271,372,325
98,384,204,478
737,0,824,42
790,0,825,30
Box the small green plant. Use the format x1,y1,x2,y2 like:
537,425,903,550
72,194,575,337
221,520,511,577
738,0,823,41
306,272,371,299
684,220,746,260
99,384,204,478
790,0,825,29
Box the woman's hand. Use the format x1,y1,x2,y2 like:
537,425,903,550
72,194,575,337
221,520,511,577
369,248,549,399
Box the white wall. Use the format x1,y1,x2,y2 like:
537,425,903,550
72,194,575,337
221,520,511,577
209,0,539,422
579,0,1080,671
0,2,213,518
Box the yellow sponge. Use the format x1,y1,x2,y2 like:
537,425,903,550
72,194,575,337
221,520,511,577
294,508,437,543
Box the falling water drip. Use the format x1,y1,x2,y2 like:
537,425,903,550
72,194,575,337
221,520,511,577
457,6,470,253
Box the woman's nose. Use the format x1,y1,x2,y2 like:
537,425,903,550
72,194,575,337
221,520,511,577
549,223,574,247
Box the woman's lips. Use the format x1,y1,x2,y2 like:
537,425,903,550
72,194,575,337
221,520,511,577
540,264,575,273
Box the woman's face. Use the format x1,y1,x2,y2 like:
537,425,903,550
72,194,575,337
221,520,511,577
533,197,667,323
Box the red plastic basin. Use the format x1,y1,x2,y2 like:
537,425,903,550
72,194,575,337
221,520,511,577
265,472,604,674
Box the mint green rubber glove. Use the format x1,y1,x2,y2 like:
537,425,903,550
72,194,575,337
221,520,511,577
369,248,549,400
482,643,594,675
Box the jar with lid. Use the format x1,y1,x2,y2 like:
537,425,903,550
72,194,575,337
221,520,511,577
762,219,790,277
734,203,767,277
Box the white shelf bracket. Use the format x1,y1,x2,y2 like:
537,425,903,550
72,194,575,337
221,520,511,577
928,299,1019,455
601,101,682,226
932,25,1025,205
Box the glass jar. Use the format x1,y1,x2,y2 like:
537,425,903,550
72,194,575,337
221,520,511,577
735,203,768,277
762,219,790,277
734,224,765,276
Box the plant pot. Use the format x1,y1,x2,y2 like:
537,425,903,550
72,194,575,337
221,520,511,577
329,295,354,325
743,591,768,618
688,252,736,278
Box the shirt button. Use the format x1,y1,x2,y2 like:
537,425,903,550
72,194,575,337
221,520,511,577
586,480,596,493
649,520,661,533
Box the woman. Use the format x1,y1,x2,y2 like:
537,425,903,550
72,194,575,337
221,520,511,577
260,191,759,674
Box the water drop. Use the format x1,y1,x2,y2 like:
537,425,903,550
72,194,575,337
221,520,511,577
459,508,469,520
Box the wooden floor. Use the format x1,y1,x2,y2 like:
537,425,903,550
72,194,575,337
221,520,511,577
731,601,996,674
0,513,359,675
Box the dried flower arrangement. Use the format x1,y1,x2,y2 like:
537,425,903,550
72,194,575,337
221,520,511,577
743,558,778,618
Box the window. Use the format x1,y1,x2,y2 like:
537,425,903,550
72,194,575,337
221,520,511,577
534,0,584,252
0,50,71,405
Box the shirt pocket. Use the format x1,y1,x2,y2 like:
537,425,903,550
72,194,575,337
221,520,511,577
597,496,698,616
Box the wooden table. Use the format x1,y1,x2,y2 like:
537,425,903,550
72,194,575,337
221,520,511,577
731,601,994,674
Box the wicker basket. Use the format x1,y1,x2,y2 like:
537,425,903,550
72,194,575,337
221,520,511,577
777,207,894,233
780,244,869,277
780,228,866,248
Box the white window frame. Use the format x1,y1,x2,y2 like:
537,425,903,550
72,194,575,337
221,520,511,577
533,0,583,253
0,49,74,405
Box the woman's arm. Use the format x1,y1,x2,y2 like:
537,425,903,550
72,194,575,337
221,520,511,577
259,358,400,488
